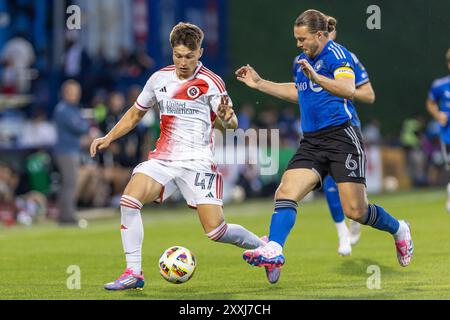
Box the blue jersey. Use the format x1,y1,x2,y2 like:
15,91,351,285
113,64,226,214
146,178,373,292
293,40,357,133
292,49,370,130
428,75,450,143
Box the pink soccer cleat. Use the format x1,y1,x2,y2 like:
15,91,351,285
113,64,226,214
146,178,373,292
104,268,145,290
395,220,414,267
259,236,281,284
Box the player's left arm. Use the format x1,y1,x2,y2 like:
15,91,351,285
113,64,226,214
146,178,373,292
298,59,355,99
354,82,375,104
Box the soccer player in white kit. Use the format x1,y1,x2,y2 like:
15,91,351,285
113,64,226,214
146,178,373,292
91,22,265,290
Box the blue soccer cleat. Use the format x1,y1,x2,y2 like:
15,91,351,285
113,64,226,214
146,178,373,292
104,268,145,290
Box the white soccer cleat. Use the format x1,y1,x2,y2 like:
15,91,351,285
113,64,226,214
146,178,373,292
349,219,361,246
395,220,414,267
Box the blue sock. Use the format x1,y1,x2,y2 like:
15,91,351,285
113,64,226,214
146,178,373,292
268,199,298,247
323,176,345,223
362,204,400,234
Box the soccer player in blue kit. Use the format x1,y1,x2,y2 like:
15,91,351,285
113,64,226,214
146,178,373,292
236,9,413,284
426,48,450,211
321,25,376,256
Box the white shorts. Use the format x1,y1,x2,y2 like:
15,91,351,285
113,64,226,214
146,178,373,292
132,159,223,208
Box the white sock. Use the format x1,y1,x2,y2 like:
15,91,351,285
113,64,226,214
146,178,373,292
207,222,265,249
335,221,349,239
120,195,144,274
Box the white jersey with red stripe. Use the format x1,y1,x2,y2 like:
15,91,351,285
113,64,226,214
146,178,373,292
135,62,230,169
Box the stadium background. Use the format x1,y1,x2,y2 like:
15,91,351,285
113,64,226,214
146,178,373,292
0,0,448,128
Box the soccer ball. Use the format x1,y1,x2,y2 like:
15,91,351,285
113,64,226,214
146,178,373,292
158,246,196,284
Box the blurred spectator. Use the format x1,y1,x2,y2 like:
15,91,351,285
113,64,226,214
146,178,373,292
278,106,299,147
77,135,110,208
63,31,91,81
0,109,27,147
0,162,19,204
0,162,19,226
53,80,89,225
0,33,36,93
256,106,278,130
15,191,48,226
116,47,154,79
88,49,116,98
362,118,382,145
91,90,108,124
19,107,57,148
25,151,52,196
237,103,254,130
100,92,138,204
126,85,156,162
236,163,263,198
424,119,449,185
63,31,93,103
400,114,427,186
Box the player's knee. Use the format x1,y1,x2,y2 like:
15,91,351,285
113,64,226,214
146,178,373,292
275,185,297,201
343,202,368,222
206,221,228,241
120,194,143,210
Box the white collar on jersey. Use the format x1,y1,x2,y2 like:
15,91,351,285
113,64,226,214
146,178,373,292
175,62,203,82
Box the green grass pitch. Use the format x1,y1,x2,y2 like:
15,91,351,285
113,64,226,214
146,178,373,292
1,189,449,299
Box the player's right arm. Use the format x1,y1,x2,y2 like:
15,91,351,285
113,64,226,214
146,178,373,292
90,106,146,157
235,64,298,104
426,98,447,126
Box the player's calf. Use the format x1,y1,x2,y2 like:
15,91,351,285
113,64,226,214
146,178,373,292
206,221,265,249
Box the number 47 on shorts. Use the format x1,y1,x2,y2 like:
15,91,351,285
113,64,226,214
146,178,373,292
194,173,215,190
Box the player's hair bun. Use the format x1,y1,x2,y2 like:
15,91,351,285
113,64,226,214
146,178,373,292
327,16,337,33
295,9,337,35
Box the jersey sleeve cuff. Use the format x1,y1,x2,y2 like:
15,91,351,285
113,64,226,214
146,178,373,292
134,101,151,111
355,79,370,87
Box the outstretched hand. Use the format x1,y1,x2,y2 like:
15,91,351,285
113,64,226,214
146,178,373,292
235,64,262,89
298,59,319,82
90,136,111,157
